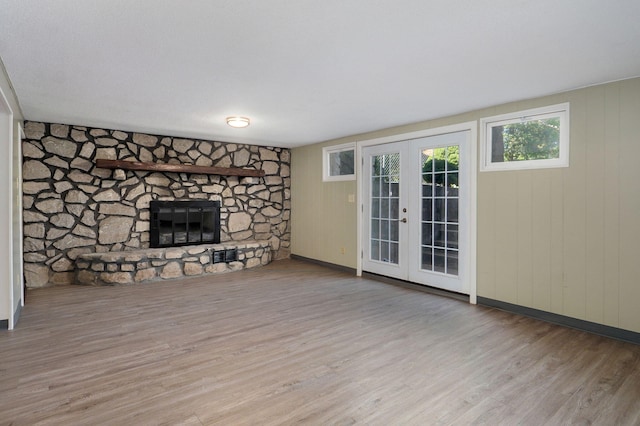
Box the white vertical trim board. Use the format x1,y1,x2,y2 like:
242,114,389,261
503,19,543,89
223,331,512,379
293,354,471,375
15,123,24,310
0,85,15,329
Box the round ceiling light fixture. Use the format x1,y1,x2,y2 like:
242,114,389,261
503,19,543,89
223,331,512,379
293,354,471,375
226,116,250,128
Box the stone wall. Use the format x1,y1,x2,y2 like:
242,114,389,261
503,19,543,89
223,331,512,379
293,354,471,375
22,121,291,287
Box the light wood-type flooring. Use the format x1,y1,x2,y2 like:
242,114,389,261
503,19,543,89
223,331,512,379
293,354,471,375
1,259,639,425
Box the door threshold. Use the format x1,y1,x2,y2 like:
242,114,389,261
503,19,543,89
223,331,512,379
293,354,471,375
362,271,469,303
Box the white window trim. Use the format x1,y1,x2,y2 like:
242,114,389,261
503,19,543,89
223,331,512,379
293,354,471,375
323,142,356,181
480,103,570,172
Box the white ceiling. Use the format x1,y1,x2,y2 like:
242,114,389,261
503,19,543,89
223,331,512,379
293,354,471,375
1,0,639,148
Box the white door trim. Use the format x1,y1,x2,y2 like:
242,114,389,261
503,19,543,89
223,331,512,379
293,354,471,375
356,121,477,304
0,85,15,328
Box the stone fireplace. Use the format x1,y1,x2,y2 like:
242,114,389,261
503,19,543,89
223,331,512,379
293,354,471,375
21,121,291,287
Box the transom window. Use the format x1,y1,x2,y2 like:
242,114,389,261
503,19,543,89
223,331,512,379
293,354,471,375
323,143,356,181
480,103,570,171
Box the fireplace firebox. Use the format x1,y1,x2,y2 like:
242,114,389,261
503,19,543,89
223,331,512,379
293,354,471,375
150,200,220,248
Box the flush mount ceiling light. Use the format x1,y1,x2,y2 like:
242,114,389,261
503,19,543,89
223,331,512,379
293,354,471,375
226,116,250,128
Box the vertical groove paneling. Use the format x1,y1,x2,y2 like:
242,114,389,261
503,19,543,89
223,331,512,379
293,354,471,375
291,146,318,258
549,167,565,315
617,79,640,332
584,86,606,324
562,92,587,319
476,172,497,298
325,182,355,265
493,172,518,303
516,171,533,306
602,83,620,328
474,81,638,332
531,172,552,311
321,182,331,255
291,144,357,268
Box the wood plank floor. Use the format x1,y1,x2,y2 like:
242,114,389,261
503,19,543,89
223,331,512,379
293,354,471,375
1,259,639,425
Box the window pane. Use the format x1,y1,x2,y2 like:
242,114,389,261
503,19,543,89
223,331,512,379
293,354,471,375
447,199,458,223
447,250,459,276
371,219,380,239
433,148,447,170
389,243,399,264
372,157,382,176
339,150,354,173
380,220,389,240
384,153,400,177
421,247,433,270
422,182,433,198
422,222,432,246
433,173,446,187
447,172,458,188
447,224,458,249
372,177,381,197
492,119,560,163
447,154,459,171
371,240,380,261
390,220,399,241
389,182,400,197
434,248,446,273
329,152,341,175
390,198,399,220
380,181,390,197
380,199,390,219
434,199,445,222
422,198,432,221
433,223,445,248
371,198,380,219
381,241,390,262
329,150,355,176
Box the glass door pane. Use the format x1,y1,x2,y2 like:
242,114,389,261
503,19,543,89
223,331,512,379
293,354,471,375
420,146,459,276
370,152,400,265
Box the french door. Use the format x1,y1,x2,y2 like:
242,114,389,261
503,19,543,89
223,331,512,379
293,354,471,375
362,130,471,294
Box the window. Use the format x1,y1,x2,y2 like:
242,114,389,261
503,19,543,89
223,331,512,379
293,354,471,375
480,103,569,171
323,143,356,181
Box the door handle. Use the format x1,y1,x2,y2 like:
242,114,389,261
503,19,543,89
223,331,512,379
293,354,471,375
401,218,407,223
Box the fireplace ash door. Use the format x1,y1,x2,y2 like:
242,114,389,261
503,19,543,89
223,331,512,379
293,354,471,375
150,200,221,248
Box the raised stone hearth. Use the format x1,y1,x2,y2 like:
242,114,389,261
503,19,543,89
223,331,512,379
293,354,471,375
75,240,271,286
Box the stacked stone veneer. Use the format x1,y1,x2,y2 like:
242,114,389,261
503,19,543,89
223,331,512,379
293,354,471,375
22,121,290,288
75,241,271,286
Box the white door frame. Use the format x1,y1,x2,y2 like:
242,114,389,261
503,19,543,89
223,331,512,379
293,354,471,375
356,121,478,304
0,85,16,328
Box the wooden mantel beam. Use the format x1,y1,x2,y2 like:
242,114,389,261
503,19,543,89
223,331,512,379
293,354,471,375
95,159,265,177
